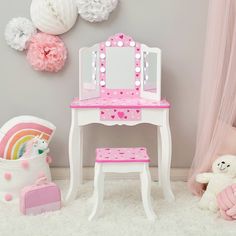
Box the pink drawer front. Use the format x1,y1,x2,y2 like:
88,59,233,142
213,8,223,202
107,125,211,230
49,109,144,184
100,108,141,121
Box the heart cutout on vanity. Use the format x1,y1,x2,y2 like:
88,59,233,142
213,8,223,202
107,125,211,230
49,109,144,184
118,112,124,118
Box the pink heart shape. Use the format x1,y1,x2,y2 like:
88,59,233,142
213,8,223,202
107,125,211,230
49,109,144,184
118,112,124,118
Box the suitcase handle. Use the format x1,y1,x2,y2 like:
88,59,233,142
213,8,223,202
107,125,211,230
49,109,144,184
35,176,48,185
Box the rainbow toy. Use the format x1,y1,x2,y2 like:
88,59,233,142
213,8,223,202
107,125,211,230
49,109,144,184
0,116,56,160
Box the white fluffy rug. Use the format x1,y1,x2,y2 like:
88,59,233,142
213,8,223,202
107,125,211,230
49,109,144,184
0,181,236,236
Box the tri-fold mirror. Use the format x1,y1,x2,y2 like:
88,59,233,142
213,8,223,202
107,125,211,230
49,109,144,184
79,33,161,101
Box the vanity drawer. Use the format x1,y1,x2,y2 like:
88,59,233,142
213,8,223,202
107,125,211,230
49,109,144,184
100,108,141,121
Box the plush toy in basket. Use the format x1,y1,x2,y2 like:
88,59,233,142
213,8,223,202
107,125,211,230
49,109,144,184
20,176,61,215
196,155,236,212
22,134,48,158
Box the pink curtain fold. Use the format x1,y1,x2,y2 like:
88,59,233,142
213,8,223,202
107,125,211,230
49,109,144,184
188,0,236,195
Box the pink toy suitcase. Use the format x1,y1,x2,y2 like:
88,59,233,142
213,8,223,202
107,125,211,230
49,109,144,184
20,176,61,215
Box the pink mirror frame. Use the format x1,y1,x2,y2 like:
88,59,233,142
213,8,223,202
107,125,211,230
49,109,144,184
99,33,141,99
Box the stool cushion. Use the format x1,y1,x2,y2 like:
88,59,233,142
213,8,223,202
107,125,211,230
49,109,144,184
96,147,150,163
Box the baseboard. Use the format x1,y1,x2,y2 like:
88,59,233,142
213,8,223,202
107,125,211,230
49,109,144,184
51,167,189,181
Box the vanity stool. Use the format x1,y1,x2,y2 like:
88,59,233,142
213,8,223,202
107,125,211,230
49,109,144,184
89,147,157,221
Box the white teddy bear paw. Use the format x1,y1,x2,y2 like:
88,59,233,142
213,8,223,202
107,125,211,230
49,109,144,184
196,173,209,184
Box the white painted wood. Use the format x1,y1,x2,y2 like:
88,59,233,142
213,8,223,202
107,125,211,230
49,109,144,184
159,110,175,201
79,127,84,184
51,167,189,181
89,163,104,221
102,162,147,173
89,161,156,221
79,44,100,100
65,110,82,202
65,108,175,203
157,126,162,187
140,45,161,101
140,164,157,221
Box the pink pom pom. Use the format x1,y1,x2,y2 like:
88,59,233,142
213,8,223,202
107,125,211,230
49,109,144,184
26,33,67,72
4,193,12,201
4,172,12,181
21,160,29,169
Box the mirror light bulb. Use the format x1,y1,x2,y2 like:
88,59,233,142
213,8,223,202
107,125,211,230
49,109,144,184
105,41,111,46
117,41,123,47
135,67,141,73
135,53,141,59
100,67,106,73
100,53,106,59
100,80,106,86
135,80,141,86
130,41,135,47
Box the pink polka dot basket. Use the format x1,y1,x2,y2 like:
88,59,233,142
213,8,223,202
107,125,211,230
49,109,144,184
0,151,51,202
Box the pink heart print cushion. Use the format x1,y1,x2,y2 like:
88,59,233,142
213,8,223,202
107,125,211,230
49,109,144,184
217,184,236,220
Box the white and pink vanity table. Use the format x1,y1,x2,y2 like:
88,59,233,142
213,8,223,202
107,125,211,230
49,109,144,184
66,33,175,203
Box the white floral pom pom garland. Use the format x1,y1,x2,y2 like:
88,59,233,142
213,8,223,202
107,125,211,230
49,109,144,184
76,0,118,22
5,17,37,51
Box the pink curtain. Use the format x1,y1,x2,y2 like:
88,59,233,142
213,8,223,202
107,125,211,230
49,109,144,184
188,0,236,195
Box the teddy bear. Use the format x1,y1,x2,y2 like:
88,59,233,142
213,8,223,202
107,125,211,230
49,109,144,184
196,155,236,212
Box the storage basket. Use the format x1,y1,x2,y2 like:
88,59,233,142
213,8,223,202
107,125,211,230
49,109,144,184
0,150,51,202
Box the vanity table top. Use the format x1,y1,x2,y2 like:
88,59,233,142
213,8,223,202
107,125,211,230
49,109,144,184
70,97,170,109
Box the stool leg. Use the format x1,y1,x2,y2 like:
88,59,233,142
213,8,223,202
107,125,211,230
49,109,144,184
157,127,162,187
140,164,157,221
89,163,104,221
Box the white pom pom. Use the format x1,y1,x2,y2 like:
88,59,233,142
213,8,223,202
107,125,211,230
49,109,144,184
76,0,118,22
30,0,78,35
5,17,37,51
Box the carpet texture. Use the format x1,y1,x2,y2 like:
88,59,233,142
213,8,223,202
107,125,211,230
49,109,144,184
0,181,236,236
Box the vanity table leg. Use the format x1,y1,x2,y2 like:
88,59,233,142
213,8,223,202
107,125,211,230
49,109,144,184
78,127,84,185
66,110,83,203
159,118,175,201
157,127,162,187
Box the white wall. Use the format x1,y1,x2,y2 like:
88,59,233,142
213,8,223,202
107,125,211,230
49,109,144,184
0,0,208,168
